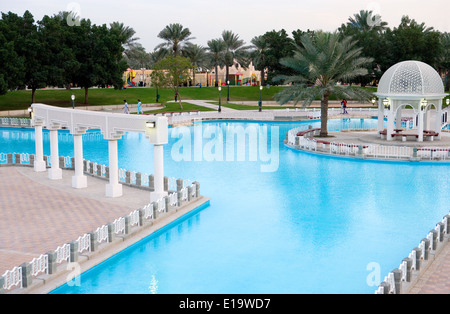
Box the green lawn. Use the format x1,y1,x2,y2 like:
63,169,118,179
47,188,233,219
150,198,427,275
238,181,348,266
0,86,285,111
0,85,387,111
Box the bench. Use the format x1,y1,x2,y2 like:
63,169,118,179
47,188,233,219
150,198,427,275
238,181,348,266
296,128,321,137
391,133,418,142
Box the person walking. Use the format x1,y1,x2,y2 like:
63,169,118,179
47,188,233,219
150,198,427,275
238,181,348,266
137,99,143,114
123,99,130,114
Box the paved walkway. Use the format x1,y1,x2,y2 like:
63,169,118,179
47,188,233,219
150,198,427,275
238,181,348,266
407,240,450,294
0,166,151,276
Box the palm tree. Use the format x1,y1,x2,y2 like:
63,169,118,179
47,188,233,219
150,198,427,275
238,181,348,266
110,21,140,51
155,23,194,57
182,43,207,85
250,35,269,86
206,38,225,86
221,30,250,84
274,31,374,137
344,10,388,33
149,48,169,67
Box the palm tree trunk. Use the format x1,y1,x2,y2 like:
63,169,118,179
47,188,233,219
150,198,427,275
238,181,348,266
320,92,329,137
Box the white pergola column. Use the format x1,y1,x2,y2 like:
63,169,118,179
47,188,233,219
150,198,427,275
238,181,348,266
105,139,122,198
72,133,87,189
377,99,384,137
417,109,424,142
150,144,167,202
386,107,394,141
48,128,62,180
435,101,443,139
395,105,402,129
34,124,46,172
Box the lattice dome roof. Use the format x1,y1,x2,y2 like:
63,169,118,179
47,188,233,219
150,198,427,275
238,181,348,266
377,61,445,96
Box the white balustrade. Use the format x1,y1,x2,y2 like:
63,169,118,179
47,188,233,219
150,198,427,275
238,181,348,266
2,267,22,290
169,192,178,207
157,198,166,213
76,234,91,254
129,210,140,227
113,217,125,235
55,243,71,264
96,225,109,244
143,203,154,220
30,254,48,277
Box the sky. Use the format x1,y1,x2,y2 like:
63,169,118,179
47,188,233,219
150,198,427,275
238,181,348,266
1,0,449,52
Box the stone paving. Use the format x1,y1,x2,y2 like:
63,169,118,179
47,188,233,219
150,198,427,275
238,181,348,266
0,166,151,276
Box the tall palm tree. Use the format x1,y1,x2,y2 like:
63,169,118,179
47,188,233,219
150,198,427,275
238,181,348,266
345,10,388,33
110,21,140,51
274,31,374,137
250,35,269,86
155,23,194,57
206,38,225,87
221,30,250,84
182,43,207,85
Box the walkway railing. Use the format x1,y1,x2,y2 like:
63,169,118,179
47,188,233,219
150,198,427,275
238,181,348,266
0,159,202,293
375,213,450,294
0,117,32,127
286,127,450,161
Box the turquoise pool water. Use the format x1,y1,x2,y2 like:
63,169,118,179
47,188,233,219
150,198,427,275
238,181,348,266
1,118,449,294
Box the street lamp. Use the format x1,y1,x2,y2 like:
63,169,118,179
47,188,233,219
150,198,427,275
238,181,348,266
227,80,230,102
371,98,376,106
71,95,75,109
446,98,449,106
218,86,222,113
259,85,263,112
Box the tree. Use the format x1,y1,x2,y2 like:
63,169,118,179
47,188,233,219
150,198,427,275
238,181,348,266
73,19,126,104
38,12,80,89
206,38,225,87
339,10,389,85
125,43,152,69
260,29,296,85
151,56,192,109
385,16,441,68
250,35,269,86
110,21,140,52
221,30,250,84
9,11,48,103
437,32,450,90
274,32,373,137
0,12,24,95
182,43,207,85
155,23,194,57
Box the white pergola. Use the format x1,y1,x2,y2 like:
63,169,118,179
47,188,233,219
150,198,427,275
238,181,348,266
31,103,168,202
374,60,448,142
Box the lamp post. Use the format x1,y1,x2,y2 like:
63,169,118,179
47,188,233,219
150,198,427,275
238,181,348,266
371,98,376,106
259,85,263,112
446,98,449,106
227,80,230,102
71,95,75,109
218,86,222,113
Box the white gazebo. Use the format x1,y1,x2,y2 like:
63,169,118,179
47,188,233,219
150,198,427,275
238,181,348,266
374,60,448,142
